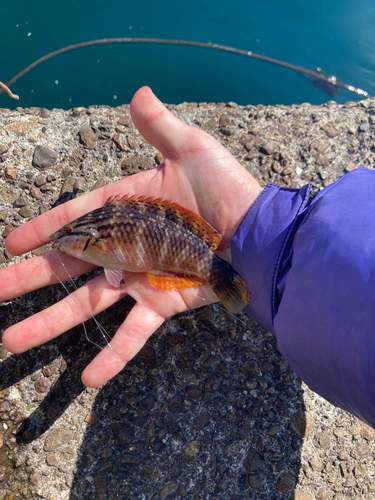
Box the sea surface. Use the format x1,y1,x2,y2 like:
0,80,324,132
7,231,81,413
0,0,374,110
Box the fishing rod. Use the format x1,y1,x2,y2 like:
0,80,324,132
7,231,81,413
0,38,372,100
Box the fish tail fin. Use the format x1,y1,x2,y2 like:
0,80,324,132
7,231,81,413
211,259,250,314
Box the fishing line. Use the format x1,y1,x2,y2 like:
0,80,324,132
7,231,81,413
51,250,114,351
0,38,372,99
216,304,247,327
195,293,247,327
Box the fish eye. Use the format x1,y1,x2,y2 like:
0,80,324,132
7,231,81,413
61,224,73,235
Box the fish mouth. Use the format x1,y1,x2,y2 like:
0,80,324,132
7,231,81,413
51,240,60,250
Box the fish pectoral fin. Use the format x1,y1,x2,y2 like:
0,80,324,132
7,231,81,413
147,272,207,291
95,238,110,252
104,268,124,288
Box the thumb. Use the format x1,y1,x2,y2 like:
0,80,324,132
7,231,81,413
130,86,196,159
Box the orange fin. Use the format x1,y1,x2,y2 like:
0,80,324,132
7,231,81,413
104,194,223,250
104,194,130,205
147,272,207,290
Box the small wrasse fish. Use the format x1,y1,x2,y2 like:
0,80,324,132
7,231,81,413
50,195,250,313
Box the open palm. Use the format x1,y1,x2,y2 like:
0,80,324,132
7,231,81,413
0,87,261,387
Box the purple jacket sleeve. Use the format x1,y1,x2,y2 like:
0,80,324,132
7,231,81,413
231,168,375,428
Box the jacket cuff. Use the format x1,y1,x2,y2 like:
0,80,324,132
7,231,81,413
230,182,311,333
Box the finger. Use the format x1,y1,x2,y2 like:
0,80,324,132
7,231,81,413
5,167,159,256
8,87,176,256
0,250,97,302
81,304,166,387
1,273,127,353
130,86,197,159
81,279,220,388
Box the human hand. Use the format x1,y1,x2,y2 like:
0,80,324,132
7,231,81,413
0,86,261,387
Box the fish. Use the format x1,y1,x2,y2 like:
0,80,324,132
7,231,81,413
49,195,250,314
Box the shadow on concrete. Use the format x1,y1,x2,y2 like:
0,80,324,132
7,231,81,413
1,288,307,500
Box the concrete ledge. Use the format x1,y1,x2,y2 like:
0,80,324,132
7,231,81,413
0,99,375,499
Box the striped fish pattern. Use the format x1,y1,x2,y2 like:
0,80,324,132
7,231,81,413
50,195,250,313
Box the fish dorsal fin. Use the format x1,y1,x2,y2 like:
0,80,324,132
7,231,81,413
104,194,130,206
104,194,224,251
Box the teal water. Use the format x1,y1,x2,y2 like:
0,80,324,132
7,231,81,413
1,0,374,110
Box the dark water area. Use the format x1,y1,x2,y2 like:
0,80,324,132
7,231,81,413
1,0,374,110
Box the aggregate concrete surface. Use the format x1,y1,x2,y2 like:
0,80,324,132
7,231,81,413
0,97,375,500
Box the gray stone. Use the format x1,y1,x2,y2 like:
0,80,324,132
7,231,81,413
93,475,107,497
44,429,73,452
30,185,43,200
43,359,61,377
187,384,202,399
14,196,27,207
321,121,341,137
39,108,51,118
39,204,49,214
276,472,296,492
60,176,75,198
155,152,164,165
333,428,349,438
34,175,46,187
247,471,266,491
218,115,229,127
121,156,153,174
110,423,135,443
337,450,349,461
79,126,96,149
193,412,210,430
32,145,58,170
350,443,370,459
113,133,126,150
354,420,375,440
71,107,86,116
315,154,331,166
219,127,233,136
183,441,200,458
2,224,16,238
167,394,184,413
243,449,264,472
309,457,324,471
18,206,32,218
34,377,49,393
90,179,107,191
359,122,370,132
127,135,137,149
260,142,278,155
309,139,329,155
138,395,157,411
73,178,86,193
46,454,58,467
159,482,179,500
314,432,331,449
